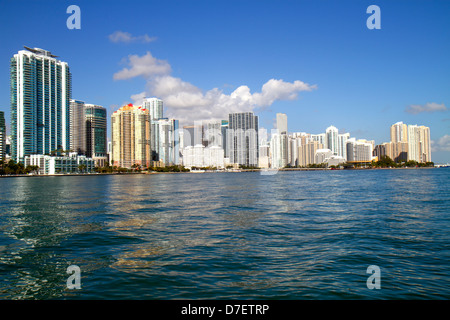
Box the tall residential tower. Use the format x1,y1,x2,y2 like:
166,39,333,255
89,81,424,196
10,47,71,162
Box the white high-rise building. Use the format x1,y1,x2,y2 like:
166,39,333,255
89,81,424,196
311,133,326,147
337,133,350,160
155,118,179,166
227,112,259,167
391,121,408,143
407,124,431,162
143,97,163,120
270,132,288,169
276,113,288,135
11,47,71,162
326,125,339,155
183,144,224,168
346,138,373,162
315,149,333,164
69,100,86,155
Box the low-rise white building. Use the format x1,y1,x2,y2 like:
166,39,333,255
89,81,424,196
183,145,225,168
24,153,95,175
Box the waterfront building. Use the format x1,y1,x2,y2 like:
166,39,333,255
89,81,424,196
111,104,151,168
5,136,11,161
373,144,387,160
85,104,108,167
0,111,5,162
24,153,95,175
69,100,86,155
270,131,288,169
221,120,229,157
203,120,223,148
325,125,339,155
408,124,431,162
337,132,350,160
346,138,373,162
182,144,224,168
311,133,326,147
154,118,179,166
276,113,288,135
143,97,163,120
315,148,333,164
182,125,204,147
227,112,259,167
10,47,71,162
391,121,408,143
298,140,323,167
258,144,270,168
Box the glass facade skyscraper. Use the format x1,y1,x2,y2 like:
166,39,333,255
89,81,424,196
0,111,5,162
85,104,108,167
10,47,71,162
143,97,163,120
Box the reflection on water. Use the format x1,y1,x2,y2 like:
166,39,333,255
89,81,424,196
0,169,449,299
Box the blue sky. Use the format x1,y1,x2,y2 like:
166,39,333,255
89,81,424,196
1,0,449,162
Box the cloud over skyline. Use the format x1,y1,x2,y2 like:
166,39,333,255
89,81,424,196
113,51,317,125
405,102,447,115
109,31,157,44
431,134,450,153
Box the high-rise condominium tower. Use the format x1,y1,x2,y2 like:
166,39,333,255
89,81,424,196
271,113,288,168
85,104,108,167
326,125,339,156
391,121,408,143
111,104,151,168
276,113,288,135
152,118,179,165
408,125,431,163
143,97,163,120
227,112,259,167
70,100,86,155
0,111,5,162
10,47,71,162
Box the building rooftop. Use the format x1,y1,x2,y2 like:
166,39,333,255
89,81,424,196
24,46,58,58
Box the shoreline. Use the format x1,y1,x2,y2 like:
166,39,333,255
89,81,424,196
0,166,442,178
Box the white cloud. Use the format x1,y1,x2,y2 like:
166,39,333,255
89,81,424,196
114,51,317,124
431,134,450,152
109,31,157,44
113,52,171,80
405,102,447,114
130,92,146,106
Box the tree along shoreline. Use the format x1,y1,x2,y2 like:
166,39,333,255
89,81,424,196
0,156,437,177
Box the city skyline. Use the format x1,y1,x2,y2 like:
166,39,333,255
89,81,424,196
0,1,449,163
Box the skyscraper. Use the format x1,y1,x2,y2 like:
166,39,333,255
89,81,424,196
270,113,288,168
111,104,151,168
408,125,431,162
298,140,323,167
143,97,163,120
276,113,288,135
227,112,259,167
337,132,350,160
85,104,108,167
70,100,86,155
325,125,339,155
346,138,373,162
390,121,408,143
0,111,5,162
387,121,409,162
10,47,71,162
155,118,179,165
